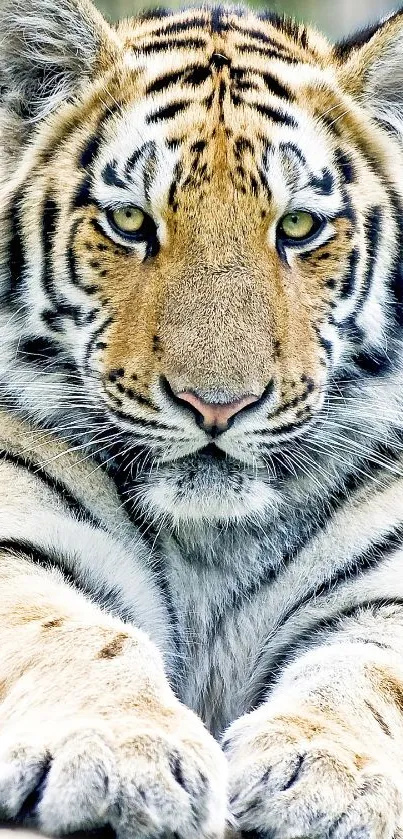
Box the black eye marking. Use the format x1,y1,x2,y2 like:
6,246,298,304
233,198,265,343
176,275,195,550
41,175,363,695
125,141,157,181
80,135,102,169
334,147,356,185
309,168,334,196
101,161,127,189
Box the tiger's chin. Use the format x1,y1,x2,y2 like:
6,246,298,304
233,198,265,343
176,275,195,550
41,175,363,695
139,449,280,525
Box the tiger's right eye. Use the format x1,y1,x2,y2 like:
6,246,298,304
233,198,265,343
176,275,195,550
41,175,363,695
110,206,145,235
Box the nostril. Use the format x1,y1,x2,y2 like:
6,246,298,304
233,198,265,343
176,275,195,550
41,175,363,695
174,391,260,433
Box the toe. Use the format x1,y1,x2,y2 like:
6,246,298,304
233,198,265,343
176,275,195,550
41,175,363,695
37,730,117,834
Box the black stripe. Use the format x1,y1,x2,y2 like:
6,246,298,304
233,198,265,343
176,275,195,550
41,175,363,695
185,65,211,85
279,523,403,638
41,197,59,306
17,336,78,374
237,43,298,63
83,316,113,373
234,24,280,45
80,135,102,170
72,176,92,209
211,5,225,35
310,168,334,196
253,526,403,708
266,597,403,707
231,94,297,127
101,161,127,189
137,7,172,19
0,450,103,528
67,218,84,290
146,69,186,94
66,218,100,296
229,18,296,52
365,700,393,736
261,72,294,101
340,247,359,299
0,538,138,622
356,206,382,311
137,37,206,54
279,141,306,167
0,539,71,573
334,147,356,184
41,303,85,331
79,105,125,176
254,101,297,128
146,101,189,123
125,144,149,174
18,336,60,361
140,142,158,203
333,9,403,60
4,191,26,304
252,598,403,711
388,190,403,327
109,406,176,433
340,139,403,328
353,347,392,376
146,17,208,37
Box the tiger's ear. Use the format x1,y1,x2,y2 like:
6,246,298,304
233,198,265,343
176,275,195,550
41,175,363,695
334,9,403,134
0,0,119,123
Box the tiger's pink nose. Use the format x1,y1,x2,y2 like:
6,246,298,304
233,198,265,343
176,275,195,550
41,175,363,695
176,391,259,434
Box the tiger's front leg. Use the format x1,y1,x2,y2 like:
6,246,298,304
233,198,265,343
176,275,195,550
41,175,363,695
0,550,227,839
225,605,403,839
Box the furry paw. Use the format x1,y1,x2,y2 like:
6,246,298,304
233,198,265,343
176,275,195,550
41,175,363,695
224,707,403,839
0,713,226,838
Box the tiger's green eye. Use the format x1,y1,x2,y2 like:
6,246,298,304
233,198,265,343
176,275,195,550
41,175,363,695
279,211,316,240
111,206,145,234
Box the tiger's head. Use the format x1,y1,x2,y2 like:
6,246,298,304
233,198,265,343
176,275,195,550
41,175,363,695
1,0,403,524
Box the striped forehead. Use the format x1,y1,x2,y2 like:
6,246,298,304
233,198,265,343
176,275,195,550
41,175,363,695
91,67,342,220
90,8,341,216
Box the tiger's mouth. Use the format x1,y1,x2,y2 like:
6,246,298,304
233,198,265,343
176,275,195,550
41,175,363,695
193,443,227,462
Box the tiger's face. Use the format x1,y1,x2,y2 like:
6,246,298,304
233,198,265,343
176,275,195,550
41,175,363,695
1,1,403,523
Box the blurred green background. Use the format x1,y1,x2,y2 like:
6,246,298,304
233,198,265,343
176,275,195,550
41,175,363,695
94,0,396,39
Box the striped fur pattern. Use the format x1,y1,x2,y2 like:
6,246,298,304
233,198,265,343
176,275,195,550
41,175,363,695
1,1,403,836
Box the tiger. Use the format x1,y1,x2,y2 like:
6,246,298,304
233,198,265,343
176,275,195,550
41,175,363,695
1,0,403,836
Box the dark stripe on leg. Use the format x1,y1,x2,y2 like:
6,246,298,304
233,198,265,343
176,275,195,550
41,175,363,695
0,450,103,528
253,526,403,707
0,539,135,620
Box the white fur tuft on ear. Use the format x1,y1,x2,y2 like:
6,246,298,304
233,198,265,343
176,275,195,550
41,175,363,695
335,9,403,134
0,0,117,123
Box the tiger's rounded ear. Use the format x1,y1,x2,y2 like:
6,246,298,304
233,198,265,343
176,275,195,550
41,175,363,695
0,0,120,123
334,9,403,133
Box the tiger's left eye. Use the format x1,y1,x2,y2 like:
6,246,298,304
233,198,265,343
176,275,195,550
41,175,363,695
279,211,317,241
110,206,145,234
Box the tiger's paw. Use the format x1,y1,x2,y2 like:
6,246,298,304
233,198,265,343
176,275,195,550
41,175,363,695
224,706,403,839
0,714,227,839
